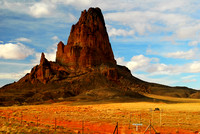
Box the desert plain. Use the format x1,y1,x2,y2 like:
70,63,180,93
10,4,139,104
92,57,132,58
0,94,200,134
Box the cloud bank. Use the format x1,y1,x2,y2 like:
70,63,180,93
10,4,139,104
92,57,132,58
0,43,34,60
116,55,200,75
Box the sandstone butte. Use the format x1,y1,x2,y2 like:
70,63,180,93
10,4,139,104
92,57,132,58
56,7,116,70
0,7,199,105
19,7,123,84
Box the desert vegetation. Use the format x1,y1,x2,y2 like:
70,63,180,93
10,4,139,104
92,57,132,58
0,95,200,134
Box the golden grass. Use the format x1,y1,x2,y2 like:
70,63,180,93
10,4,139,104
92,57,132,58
144,93,200,103
0,95,200,133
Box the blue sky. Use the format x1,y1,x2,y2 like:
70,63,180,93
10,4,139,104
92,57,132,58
0,0,200,89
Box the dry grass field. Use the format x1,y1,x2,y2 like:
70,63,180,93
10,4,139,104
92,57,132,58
0,94,200,134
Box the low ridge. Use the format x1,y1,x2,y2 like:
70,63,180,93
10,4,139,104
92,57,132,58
0,7,199,106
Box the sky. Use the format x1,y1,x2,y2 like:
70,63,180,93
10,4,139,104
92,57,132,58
0,0,200,89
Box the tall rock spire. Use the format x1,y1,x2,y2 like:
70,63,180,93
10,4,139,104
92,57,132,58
40,52,48,65
56,7,116,70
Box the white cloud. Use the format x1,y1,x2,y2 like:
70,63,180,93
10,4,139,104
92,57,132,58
175,24,200,39
51,36,59,41
0,69,30,80
32,43,57,64
146,63,169,74
105,11,193,36
188,40,199,46
46,52,56,61
0,1,28,14
108,27,134,37
0,43,34,60
187,61,200,73
28,1,77,22
117,55,200,75
15,37,31,42
50,0,91,9
32,51,56,65
45,43,57,61
116,57,127,66
68,13,77,22
0,1,73,20
105,11,150,35
126,55,152,71
32,53,42,65
152,0,186,12
117,54,200,86
136,74,199,88
116,55,160,73
181,79,197,83
91,0,200,13
181,75,197,83
29,2,55,18
90,0,157,12
101,0,200,42
181,75,197,79
147,48,200,60
165,49,199,60
0,61,33,66
133,73,178,86
146,48,159,55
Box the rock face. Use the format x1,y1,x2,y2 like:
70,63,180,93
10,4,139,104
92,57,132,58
30,53,51,84
56,7,116,70
17,7,118,85
24,7,118,84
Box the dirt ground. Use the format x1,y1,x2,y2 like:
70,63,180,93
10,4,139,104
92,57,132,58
0,98,200,134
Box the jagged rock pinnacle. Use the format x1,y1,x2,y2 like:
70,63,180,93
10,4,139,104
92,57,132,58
40,52,45,64
40,52,48,65
56,7,116,70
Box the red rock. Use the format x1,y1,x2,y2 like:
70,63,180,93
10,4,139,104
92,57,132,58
17,8,119,85
102,68,118,81
40,52,49,65
22,53,68,84
56,7,116,71
56,41,65,65
29,53,51,84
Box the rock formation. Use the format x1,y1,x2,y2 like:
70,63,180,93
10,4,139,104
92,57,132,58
0,7,198,106
56,7,116,71
20,7,118,84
